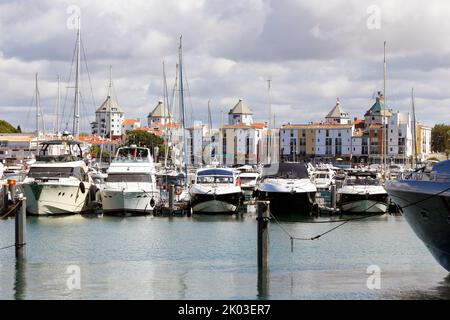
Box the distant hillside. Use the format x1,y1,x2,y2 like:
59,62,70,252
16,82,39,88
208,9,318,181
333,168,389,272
0,120,21,133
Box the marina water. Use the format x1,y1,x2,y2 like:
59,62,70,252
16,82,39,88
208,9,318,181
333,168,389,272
1,213,449,300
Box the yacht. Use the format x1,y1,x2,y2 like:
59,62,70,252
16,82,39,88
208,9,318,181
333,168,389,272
21,140,96,215
235,165,261,200
189,168,243,214
100,145,160,216
239,172,261,200
311,167,336,191
385,160,450,272
254,162,317,215
337,171,388,213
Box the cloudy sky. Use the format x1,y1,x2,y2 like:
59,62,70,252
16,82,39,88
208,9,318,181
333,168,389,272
0,0,449,133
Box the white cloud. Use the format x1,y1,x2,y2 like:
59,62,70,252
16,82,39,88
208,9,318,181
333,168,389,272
0,0,449,132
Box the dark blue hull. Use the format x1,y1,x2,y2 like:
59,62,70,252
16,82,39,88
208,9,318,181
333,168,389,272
386,180,450,272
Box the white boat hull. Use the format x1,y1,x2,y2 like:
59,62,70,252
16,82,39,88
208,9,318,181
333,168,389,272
101,190,160,215
22,182,91,215
192,199,237,213
340,199,388,213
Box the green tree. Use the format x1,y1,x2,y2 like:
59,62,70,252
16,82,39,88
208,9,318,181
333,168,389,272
0,120,21,133
125,130,166,158
431,124,450,156
17,125,22,133
89,145,112,161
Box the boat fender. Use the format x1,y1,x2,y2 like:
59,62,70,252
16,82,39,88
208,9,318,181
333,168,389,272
150,197,156,208
175,186,183,196
79,182,86,194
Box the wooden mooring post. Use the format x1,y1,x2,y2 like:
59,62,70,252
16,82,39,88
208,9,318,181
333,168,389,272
15,195,26,259
168,185,175,213
330,184,337,211
2,184,8,213
257,201,270,271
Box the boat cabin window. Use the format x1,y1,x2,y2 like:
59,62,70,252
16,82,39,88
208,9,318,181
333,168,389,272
197,175,233,184
106,173,153,183
28,167,81,179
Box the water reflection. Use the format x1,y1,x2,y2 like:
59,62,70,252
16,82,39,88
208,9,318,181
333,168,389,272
257,268,269,299
433,273,450,299
14,260,26,300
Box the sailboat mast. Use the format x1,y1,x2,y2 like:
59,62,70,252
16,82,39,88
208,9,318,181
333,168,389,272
35,73,39,137
56,75,60,135
383,40,387,172
267,79,272,163
162,60,170,169
208,99,212,165
179,36,189,184
73,16,81,138
108,65,113,164
411,87,417,168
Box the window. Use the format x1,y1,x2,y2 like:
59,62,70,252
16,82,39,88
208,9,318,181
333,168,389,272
107,173,153,183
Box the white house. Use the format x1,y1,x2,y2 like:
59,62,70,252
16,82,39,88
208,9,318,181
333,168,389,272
91,95,125,138
387,112,413,162
148,100,171,127
325,99,351,125
228,99,253,126
122,119,141,133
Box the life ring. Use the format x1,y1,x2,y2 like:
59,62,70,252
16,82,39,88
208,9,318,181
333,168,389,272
175,186,183,196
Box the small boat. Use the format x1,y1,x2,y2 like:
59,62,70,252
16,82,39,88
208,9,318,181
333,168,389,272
21,140,96,215
100,145,160,216
337,171,388,213
311,167,336,191
254,162,317,215
239,172,261,200
189,168,243,214
385,160,450,272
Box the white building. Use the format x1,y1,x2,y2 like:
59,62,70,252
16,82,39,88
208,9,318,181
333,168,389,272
314,124,354,158
325,99,351,124
228,99,253,126
387,112,413,161
148,100,171,127
91,96,125,138
186,122,207,167
122,119,141,133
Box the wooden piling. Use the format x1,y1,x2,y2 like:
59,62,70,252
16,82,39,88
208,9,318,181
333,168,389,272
2,185,8,212
168,185,174,213
257,201,270,271
15,196,26,259
330,184,337,211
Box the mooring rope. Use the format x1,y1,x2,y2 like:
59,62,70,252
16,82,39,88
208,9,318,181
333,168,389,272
0,244,16,251
0,199,23,220
269,186,450,252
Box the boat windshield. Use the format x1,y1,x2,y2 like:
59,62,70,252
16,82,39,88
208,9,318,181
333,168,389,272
240,176,257,184
106,173,153,183
346,177,380,186
197,175,233,184
28,167,82,179
113,148,150,163
314,173,329,179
